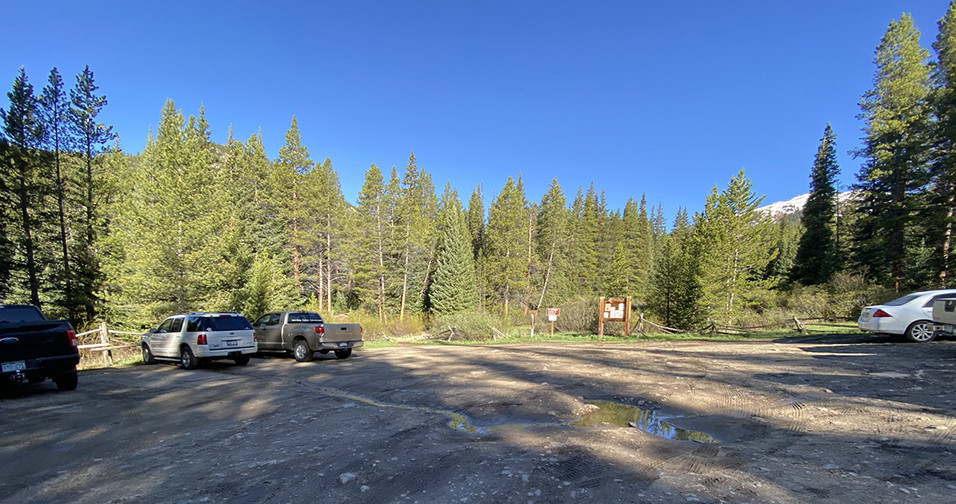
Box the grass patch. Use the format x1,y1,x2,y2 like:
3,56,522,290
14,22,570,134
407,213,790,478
399,324,864,346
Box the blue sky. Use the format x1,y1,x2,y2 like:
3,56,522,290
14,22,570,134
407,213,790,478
2,1,952,220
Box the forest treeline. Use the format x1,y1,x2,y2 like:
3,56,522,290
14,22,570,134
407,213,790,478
3,4,956,335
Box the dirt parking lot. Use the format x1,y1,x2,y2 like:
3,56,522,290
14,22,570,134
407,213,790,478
1,333,954,504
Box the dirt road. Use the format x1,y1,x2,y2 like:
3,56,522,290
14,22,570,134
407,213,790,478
1,334,954,503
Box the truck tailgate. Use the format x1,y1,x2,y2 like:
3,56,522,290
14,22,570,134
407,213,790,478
0,321,78,362
933,298,956,325
321,324,362,343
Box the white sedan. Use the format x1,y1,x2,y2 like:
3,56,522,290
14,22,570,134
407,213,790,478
858,289,956,342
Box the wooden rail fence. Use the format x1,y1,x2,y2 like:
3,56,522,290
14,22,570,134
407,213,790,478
76,322,144,366
634,313,857,336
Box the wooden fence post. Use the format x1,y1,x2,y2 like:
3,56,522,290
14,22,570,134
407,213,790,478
100,321,114,367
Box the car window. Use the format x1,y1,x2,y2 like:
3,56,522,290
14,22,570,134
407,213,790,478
186,316,202,332
170,318,184,332
205,316,253,331
884,294,921,306
157,318,173,332
267,314,281,326
287,312,323,323
253,314,271,326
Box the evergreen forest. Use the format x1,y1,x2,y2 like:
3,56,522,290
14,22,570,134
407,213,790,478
4,5,956,336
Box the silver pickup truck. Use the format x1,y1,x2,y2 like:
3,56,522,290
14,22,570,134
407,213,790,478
932,297,956,341
252,311,363,361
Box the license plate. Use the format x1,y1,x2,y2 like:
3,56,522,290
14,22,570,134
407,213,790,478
338,342,348,347
226,340,238,347
2,361,26,373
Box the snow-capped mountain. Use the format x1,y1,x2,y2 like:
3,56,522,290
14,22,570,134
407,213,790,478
757,191,855,220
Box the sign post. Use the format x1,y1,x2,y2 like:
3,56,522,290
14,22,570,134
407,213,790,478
546,307,560,336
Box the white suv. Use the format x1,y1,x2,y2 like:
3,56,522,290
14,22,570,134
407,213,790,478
142,312,258,369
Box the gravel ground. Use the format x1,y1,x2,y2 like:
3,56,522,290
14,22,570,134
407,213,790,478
1,333,954,503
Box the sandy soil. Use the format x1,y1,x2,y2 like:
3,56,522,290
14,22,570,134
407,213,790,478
1,333,954,504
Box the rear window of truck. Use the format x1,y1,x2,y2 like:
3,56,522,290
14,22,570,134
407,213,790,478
287,312,324,323
0,306,45,323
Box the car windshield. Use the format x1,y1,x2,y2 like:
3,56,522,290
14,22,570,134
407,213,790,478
204,316,252,331
287,312,323,323
883,294,921,306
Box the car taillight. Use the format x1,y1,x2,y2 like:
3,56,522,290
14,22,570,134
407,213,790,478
67,329,78,347
873,309,892,318
197,333,208,345
360,325,363,335
253,332,258,343
315,326,325,335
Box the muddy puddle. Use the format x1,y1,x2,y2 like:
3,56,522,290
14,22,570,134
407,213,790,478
297,380,717,442
574,401,718,443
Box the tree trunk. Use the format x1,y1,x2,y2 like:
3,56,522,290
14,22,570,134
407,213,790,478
941,182,954,287
326,229,333,314
53,139,73,321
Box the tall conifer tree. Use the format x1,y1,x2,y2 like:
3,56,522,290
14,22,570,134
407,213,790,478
274,116,313,294
1,67,45,306
486,177,529,318
39,67,78,320
429,185,477,314
535,179,570,307
792,123,841,285
466,185,487,310
854,14,932,290
694,171,777,323
69,65,113,319
931,0,956,286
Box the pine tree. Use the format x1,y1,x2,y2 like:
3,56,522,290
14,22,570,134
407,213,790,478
69,65,114,319
306,157,347,312
39,67,78,321
354,164,390,320
395,152,437,319
486,177,529,318
1,67,45,306
569,185,600,295
466,185,487,310
767,214,802,281
274,116,314,294
429,185,477,314
930,0,956,286
535,179,570,308
792,123,841,285
694,170,777,323
649,209,704,329
104,101,228,322
854,14,932,290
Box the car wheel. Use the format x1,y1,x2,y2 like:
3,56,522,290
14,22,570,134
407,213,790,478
142,344,156,364
180,346,199,370
905,320,936,343
54,368,78,391
334,348,352,360
293,339,313,362
233,354,250,366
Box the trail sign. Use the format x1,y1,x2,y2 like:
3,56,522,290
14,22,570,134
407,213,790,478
546,307,560,321
598,296,632,337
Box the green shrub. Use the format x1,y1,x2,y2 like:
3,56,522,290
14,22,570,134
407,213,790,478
553,297,598,333
433,311,509,341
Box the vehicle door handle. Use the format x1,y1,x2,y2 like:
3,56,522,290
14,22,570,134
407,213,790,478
0,337,19,344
